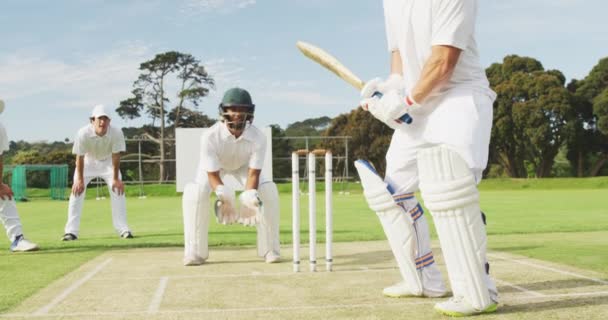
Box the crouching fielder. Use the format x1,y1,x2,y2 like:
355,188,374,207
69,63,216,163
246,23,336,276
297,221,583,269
182,88,280,266
358,0,498,316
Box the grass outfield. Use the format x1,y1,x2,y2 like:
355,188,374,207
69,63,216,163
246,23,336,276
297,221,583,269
1,178,607,313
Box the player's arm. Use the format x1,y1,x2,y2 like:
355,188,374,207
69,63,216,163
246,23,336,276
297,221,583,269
0,154,14,200
390,50,403,76
410,45,461,103
72,155,85,196
207,171,223,191
111,152,124,195
244,168,261,190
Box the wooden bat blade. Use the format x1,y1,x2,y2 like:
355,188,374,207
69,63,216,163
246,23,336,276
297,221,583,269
296,41,364,90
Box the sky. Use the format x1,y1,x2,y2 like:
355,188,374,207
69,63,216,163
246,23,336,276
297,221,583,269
0,0,606,142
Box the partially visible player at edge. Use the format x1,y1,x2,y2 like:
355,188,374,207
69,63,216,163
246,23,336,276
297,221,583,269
358,0,498,316
182,87,280,266
0,99,39,252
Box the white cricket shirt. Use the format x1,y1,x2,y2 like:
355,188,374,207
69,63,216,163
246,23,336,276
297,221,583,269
199,122,266,172
383,0,493,98
72,124,126,160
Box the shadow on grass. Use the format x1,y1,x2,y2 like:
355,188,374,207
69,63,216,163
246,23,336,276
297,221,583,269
490,245,543,252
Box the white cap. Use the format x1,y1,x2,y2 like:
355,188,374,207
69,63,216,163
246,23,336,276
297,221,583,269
90,104,110,119
0,99,4,115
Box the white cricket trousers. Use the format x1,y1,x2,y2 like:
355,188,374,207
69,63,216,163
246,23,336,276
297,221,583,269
64,157,129,236
0,199,23,242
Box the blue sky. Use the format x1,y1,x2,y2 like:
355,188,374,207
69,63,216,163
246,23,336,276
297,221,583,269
1,0,606,142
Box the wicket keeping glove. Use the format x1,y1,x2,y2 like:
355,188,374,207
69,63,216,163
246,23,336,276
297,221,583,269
238,189,263,227
214,184,238,225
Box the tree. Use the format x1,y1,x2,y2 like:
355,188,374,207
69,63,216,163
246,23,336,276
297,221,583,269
323,108,393,177
284,116,333,150
566,57,608,176
269,124,292,179
487,55,572,177
117,51,215,182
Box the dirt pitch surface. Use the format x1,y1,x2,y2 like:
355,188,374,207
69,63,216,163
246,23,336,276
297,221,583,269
2,241,607,319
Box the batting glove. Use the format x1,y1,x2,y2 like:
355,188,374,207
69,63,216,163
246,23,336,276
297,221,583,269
378,74,406,93
359,77,382,110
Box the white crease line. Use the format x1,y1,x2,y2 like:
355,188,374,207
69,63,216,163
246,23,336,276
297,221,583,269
86,267,391,281
147,277,168,314
488,253,608,285
1,301,428,318
32,258,113,316
495,279,546,297
4,291,608,318
511,290,608,301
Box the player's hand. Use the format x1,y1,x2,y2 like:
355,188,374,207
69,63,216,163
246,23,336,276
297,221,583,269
377,74,406,93
214,185,238,225
0,183,14,200
72,178,85,196
363,90,403,129
377,90,408,121
359,77,382,110
112,179,125,195
238,189,262,227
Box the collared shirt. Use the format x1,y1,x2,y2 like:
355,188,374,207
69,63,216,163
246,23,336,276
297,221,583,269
383,0,494,99
199,122,266,172
72,124,126,161
0,121,8,155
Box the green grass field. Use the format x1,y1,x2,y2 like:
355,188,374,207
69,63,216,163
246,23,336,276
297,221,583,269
1,178,607,313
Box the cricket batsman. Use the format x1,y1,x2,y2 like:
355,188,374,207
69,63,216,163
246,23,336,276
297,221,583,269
356,0,499,316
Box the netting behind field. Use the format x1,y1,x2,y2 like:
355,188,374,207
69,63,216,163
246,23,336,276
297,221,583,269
9,165,69,201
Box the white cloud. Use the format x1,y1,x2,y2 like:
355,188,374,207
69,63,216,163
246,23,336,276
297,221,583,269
180,0,256,15
256,89,346,107
0,42,153,109
203,59,344,107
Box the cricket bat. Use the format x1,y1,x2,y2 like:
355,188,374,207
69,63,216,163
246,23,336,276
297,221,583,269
296,41,412,124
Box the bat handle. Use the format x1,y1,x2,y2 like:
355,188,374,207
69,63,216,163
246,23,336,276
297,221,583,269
371,91,413,125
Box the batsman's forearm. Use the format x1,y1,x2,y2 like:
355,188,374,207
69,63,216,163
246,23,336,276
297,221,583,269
411,45,461,103
390,50,403,76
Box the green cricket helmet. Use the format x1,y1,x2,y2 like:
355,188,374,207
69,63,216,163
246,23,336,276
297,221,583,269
218,87,255,132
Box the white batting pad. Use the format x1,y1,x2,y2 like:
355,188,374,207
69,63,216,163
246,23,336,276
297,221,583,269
354,160,423,296
182,183,210,261
418,146,492,310
256,182,281,257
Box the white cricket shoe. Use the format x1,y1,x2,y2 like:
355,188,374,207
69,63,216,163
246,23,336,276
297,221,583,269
264,251,281,264
183,255,205,266
434,296,498,317
10,236,39,252
383,281,447,298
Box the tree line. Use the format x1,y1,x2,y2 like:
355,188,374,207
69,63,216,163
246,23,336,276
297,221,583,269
3,52,607,187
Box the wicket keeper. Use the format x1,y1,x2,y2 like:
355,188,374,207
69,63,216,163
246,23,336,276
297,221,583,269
182,88,280,266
